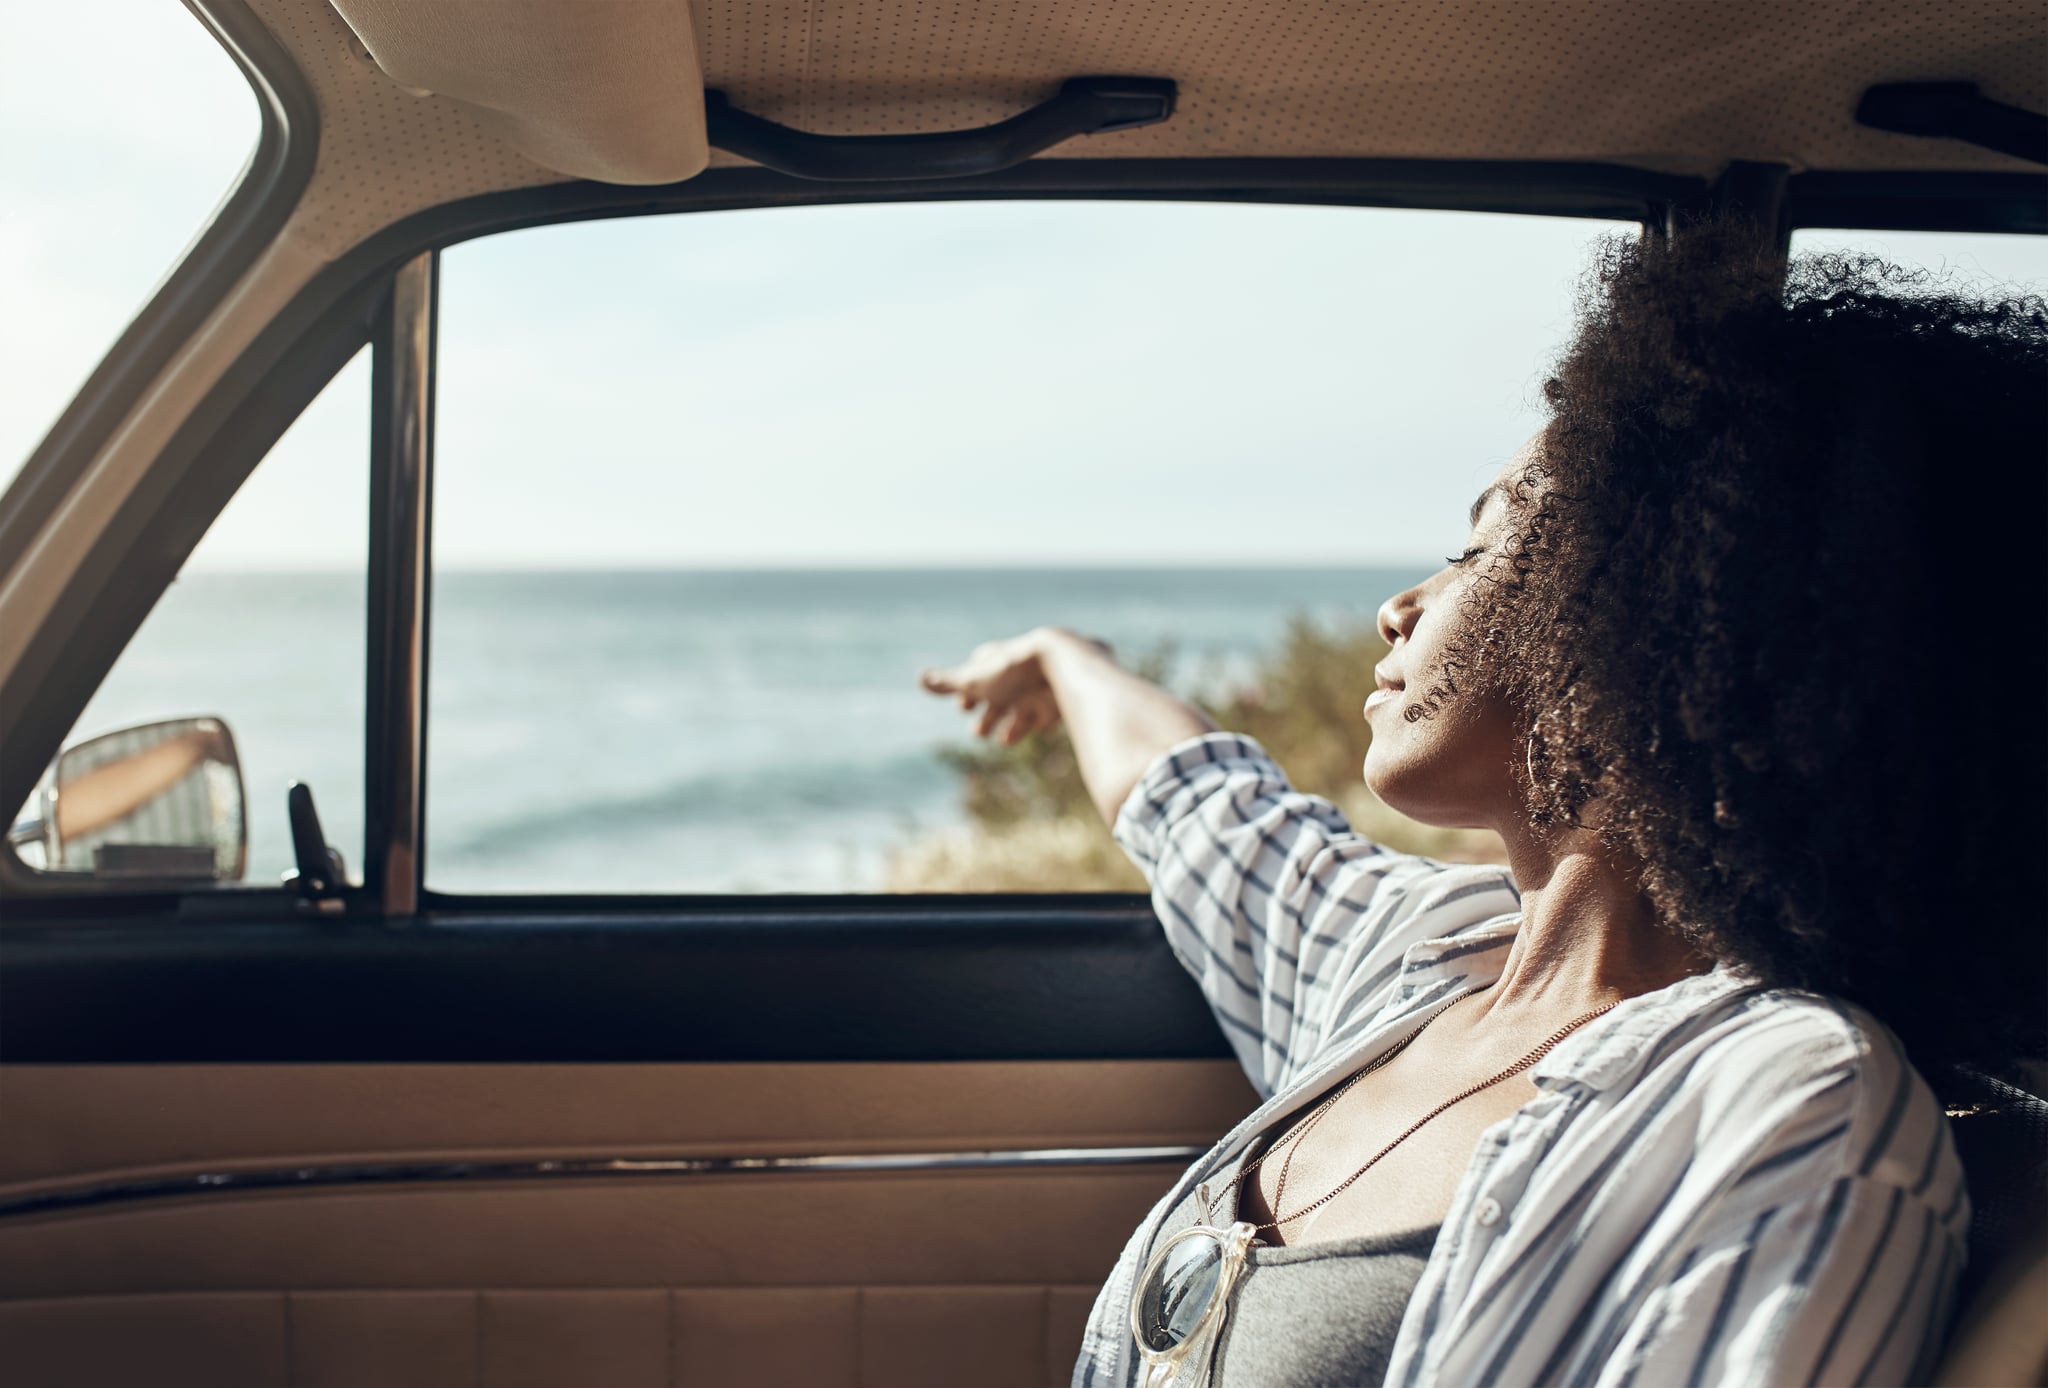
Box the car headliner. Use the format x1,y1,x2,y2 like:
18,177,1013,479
313,0,2044,199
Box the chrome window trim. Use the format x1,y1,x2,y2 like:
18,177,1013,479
0,1143,1208,1220
365,252,437,914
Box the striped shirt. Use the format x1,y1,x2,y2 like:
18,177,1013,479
1075,733,1967,1388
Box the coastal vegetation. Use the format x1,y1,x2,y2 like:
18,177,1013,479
887,617,1505,891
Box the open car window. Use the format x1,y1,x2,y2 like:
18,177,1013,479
7,354,370,890
428,202,1628,894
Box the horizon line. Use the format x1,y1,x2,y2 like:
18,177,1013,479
179,558,1441,576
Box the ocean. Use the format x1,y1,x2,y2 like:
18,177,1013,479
68,567,1426,894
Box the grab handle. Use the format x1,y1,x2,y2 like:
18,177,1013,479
704,76,1177,181
1856,83,2047,166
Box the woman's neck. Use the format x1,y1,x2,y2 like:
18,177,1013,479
1480,822,1711,1019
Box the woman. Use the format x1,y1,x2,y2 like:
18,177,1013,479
921,225,2045,1387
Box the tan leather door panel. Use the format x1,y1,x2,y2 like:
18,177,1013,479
0,1060,1255,1387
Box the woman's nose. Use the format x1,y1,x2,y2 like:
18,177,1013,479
1377,586,1421,646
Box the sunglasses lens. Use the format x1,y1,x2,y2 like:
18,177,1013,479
1136,1229,1227,1352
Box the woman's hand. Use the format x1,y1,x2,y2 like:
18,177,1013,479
921,628,1215,825
919,629,1097,746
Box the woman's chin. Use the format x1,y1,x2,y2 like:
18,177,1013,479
1361,753,1428,818
1364,755,1488,832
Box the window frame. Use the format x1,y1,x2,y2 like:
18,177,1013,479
402,173,1680,914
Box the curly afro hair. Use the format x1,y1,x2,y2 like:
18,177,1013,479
1466,221,2047,1076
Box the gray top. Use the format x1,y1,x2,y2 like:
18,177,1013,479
1141,1133,1440,1388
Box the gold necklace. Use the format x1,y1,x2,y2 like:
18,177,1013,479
1131,990,1619,1388
1206,990,1618,1234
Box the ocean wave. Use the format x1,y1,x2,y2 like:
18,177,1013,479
434,747,956,859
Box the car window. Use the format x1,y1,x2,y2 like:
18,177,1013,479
9,353,370,890
429,202,1628,895
0,0,255,493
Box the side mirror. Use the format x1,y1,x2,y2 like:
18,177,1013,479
11,717,248,881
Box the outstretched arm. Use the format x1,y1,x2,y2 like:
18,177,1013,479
919,627,1215,825
922,628,1517,1096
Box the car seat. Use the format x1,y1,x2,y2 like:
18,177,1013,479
1935,1069,2048,1386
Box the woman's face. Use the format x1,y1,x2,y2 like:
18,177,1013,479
1362,460,1523,830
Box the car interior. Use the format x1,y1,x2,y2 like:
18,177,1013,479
0,2,2042,1385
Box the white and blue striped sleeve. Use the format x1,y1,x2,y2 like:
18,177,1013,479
1112,732,1520,1097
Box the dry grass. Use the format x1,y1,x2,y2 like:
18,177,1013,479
884,818,1147,892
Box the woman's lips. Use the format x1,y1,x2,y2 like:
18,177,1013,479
1366,664,1405,717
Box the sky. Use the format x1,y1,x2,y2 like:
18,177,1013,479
6,0,2045,572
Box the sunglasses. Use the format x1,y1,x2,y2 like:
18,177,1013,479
1129,1219,1257,1387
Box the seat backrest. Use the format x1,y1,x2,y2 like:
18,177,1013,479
1933,1069,2048,1386
1943,1069,2048,1309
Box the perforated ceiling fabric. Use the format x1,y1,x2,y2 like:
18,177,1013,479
249,0,567,261
688,0,2046,173
256,0,2044,260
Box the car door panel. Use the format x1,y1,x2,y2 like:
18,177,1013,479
0,1060,1255,1190
0,1057,1256,1387
0,907,1254,1387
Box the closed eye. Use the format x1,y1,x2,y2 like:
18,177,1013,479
1443,546,1485,565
